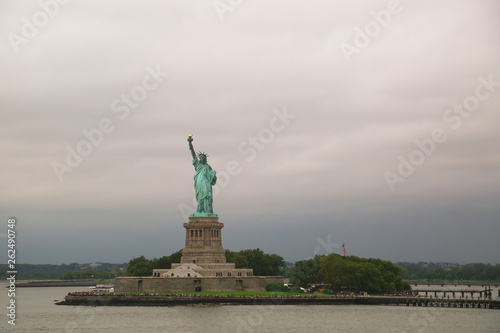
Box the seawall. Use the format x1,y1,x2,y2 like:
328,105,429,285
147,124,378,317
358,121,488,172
57,295,500,309
115,276,284,293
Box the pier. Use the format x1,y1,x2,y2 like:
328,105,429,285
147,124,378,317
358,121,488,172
411,289,492,299
409,281,499,287
410,285,494,299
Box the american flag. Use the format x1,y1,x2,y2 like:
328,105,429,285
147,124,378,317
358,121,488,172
342,243,348,254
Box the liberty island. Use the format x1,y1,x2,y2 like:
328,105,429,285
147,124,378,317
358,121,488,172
58,137,499,309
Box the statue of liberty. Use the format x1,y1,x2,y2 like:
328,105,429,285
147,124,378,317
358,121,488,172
187,135,217,217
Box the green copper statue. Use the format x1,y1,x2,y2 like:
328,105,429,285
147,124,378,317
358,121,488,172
188,135,217,217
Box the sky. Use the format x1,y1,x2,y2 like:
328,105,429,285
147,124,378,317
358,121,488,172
1,0,499,265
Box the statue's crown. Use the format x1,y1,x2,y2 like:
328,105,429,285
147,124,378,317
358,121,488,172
197,151,209,158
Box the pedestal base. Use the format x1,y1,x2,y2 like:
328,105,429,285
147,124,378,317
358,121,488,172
189,212,218,217
180,216,226,264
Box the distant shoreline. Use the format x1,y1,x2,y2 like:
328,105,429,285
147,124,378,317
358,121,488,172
14,282,96,288
3,280,111,288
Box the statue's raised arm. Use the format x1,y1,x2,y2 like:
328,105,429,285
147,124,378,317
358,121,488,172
187,134,196,160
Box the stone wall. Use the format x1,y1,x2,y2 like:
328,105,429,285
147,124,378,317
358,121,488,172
59,295,500,308
115,276,284,293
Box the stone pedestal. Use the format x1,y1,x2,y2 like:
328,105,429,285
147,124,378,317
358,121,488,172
152,215,262,283
180,216,226,264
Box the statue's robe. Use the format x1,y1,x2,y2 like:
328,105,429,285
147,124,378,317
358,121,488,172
193,158,217,214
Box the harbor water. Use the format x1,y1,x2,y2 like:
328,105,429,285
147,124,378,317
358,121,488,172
1,284,499,332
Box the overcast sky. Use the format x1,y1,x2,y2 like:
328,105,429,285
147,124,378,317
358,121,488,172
1,0,499,265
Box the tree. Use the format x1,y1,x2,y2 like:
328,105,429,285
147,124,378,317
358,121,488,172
266,284,290,292
319,254,353,291
126,256,153,276
225,250,249,269
264,253,286,276
291,254,408,293
290,256,322,288
60,270,95,280
113,269,126,277
151,250,183,270
98,271,114,279
225,249,285,276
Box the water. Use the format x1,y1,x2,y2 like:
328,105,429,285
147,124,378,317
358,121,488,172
1,284,499,332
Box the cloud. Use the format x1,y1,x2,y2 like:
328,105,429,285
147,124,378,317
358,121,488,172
1,0,499,264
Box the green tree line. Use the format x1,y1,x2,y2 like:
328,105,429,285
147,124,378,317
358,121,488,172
60,269,125,280
0,263,127,280
127,251,183,276
290,254,410,293
225,248,285,276
126,249,285,276
398,262,500,281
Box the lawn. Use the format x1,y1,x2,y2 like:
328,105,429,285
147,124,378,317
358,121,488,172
106,291,332,297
